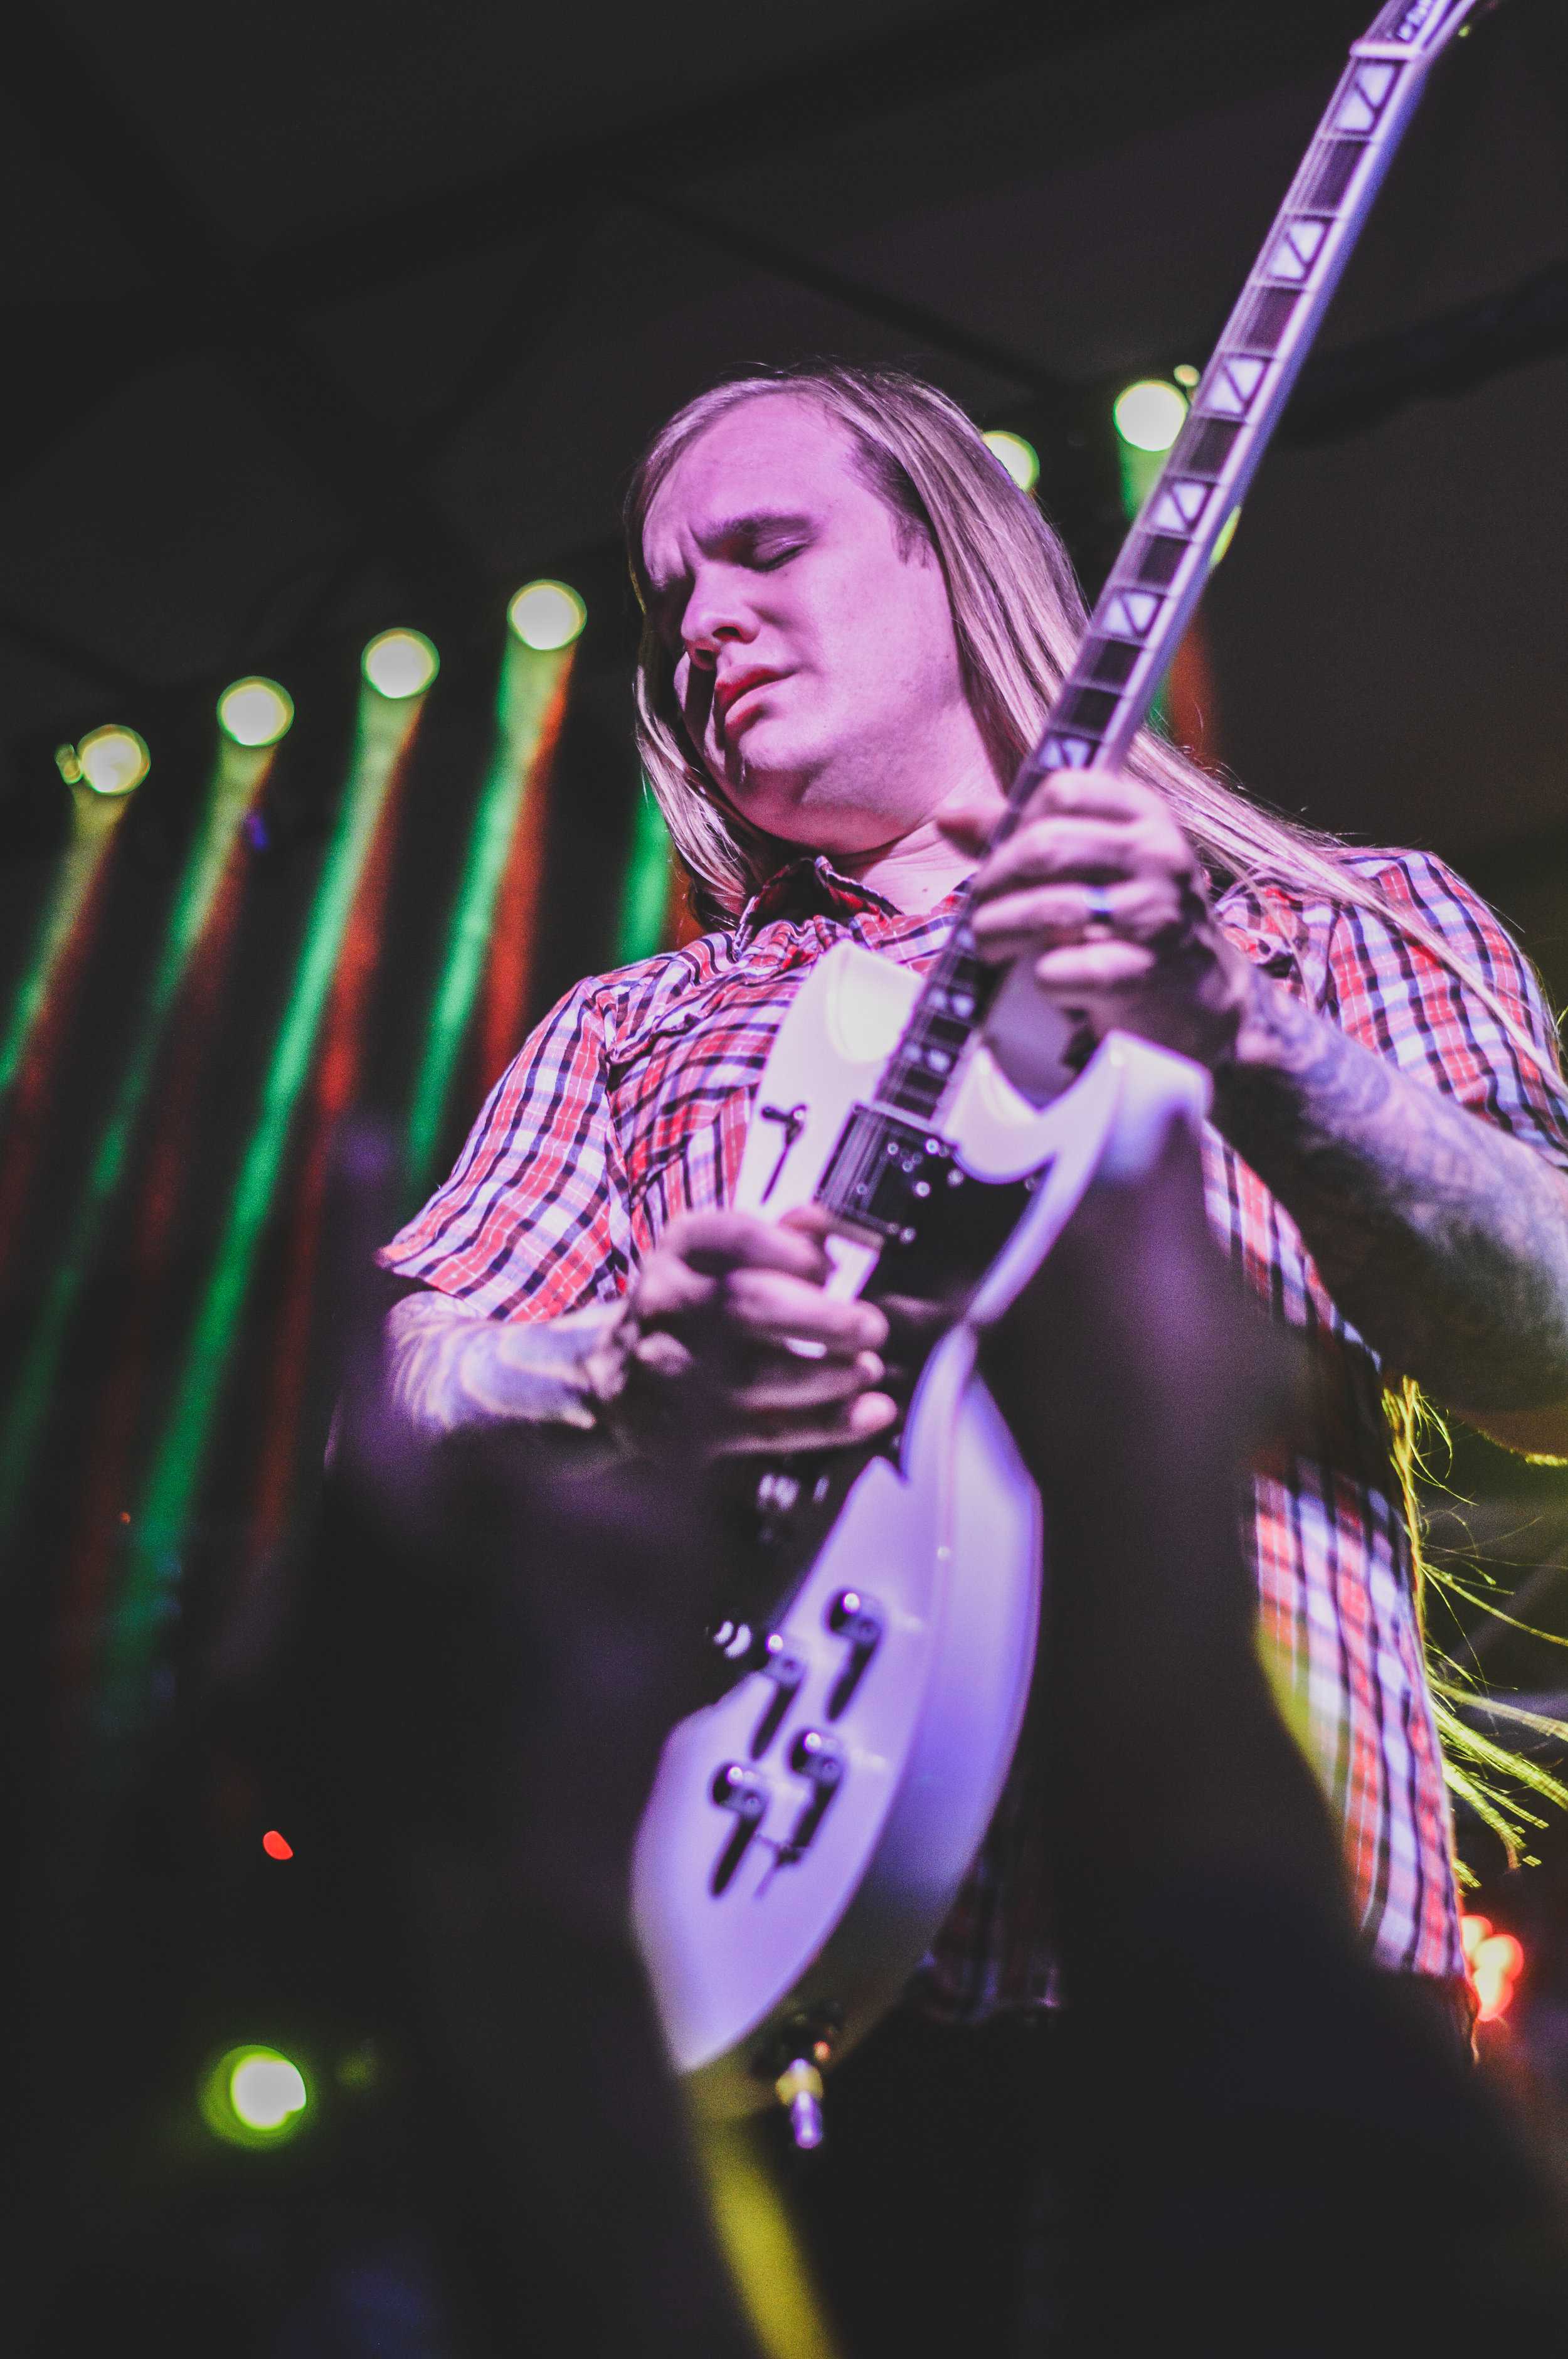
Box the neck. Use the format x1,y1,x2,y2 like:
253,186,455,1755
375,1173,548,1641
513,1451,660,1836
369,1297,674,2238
838,819,975,913
839,773,1009,912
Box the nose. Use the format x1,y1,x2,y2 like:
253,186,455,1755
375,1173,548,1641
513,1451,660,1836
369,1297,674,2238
681,568,757,670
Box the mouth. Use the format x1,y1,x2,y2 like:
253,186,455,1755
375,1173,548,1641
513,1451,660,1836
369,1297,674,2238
714,668,787,739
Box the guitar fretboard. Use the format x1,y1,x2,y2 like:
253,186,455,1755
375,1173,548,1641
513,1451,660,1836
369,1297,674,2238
868,0,1491,1134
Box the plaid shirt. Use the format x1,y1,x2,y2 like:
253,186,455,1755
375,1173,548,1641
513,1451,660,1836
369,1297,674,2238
383,848,1568,2003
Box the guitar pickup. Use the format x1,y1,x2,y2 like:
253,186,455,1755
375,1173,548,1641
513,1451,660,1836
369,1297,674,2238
820,1106,957,1245
710,1763,771,1895
749,1632,807,1758
781,1730,846,1856
825,1588,884,1718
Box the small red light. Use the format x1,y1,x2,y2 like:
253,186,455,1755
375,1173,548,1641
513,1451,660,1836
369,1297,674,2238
118,1511,130,1523
262,1829,294,1861
1461,1912,1524,2023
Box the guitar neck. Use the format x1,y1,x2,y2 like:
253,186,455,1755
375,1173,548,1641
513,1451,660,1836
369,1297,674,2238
874,0,1493,1132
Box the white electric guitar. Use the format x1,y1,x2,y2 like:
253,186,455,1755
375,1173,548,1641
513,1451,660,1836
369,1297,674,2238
632,0,1499,2136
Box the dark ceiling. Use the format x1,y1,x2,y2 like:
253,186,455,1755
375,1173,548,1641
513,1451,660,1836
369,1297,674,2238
3,0,1565,873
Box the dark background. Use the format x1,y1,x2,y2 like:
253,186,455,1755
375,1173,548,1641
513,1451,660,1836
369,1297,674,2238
3,0,1567,2347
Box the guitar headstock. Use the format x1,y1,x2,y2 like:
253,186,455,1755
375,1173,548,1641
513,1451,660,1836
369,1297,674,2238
1367,0,1501,58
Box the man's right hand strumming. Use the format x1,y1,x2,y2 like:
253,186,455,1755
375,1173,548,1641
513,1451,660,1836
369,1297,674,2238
597,1208,896,1458
382,1206,897,1462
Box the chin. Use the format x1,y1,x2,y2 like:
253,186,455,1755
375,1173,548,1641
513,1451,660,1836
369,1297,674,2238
716,754,815,836
716,735,883,853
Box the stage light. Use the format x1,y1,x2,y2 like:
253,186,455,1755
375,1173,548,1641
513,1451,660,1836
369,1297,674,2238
114,683,421,1685
75,726,150,797
218,678,294,750
0,712,285,1525
507,579,586,653
362,627,439,701
405,602,578,1196
983,430,1040,494
1173,362,1201,389
1113,378,1188,454
617,782,676,966
262,1828,293,1860
200,2044,310,2148
1461,1913,1525,2025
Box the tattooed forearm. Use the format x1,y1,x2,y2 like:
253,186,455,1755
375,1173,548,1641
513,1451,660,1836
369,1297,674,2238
1213,974,1568,1421
384,1289,634,1456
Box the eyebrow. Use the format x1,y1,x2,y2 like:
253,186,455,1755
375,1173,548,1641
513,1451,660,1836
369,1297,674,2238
645,508,815,600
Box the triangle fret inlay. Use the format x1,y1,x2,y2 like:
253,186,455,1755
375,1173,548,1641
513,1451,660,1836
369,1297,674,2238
1103,591,1162,641
1205,355,1268,417
1336,59,1399,134
1266,218,1328,282
1149,481,1210,535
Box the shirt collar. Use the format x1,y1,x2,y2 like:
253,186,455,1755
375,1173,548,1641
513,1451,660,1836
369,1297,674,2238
734,854,909,948
734,852,1294,973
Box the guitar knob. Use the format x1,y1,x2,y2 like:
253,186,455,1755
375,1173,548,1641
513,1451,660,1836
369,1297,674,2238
710,1762,770,1895
712,1761,768,1810
825,1589,883,1717
783,1730,845,1854
790,1728,842,1777
756,1470,800,1516
749,1632,806,1759
827,1589,883,1648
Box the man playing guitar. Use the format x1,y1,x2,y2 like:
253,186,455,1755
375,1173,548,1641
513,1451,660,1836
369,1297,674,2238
379,361,1568,2063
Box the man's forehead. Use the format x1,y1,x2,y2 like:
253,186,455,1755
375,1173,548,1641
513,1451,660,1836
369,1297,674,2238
644,398,860,553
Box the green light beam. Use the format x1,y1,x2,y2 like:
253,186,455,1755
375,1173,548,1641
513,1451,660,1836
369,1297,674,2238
615,782,675,969
103,690,421,1707
1113,381,1190,738
404,638,573,1202
0,742,275,1529
0,785,131,1106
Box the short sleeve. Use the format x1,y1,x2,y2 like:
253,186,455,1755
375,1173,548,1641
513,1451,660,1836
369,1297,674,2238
378,981,632,1320
1323,851,1568,1175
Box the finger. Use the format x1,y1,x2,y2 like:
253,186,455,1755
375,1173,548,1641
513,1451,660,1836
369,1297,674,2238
718,1267,889,1353
1020,769,1157,823
935,794,1009,854
728,1349,886,1414
1030,940,1159,992
780,1202,835,1238
664,1208,834,1285
970,879,1180,961
971,816,1139,897
976,814,1190,898
711,1391,899,1458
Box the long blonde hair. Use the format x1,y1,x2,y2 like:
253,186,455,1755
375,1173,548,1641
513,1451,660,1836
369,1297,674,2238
624,362,1540,1069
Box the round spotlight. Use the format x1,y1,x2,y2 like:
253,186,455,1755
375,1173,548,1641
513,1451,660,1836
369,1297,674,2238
507,579,586,653
1173,362,1200,390
201,2043,311,2149
75,725,151,797
983,429,1040,494
1113,378,1188,455
218,677,294,749
362,627,439,701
